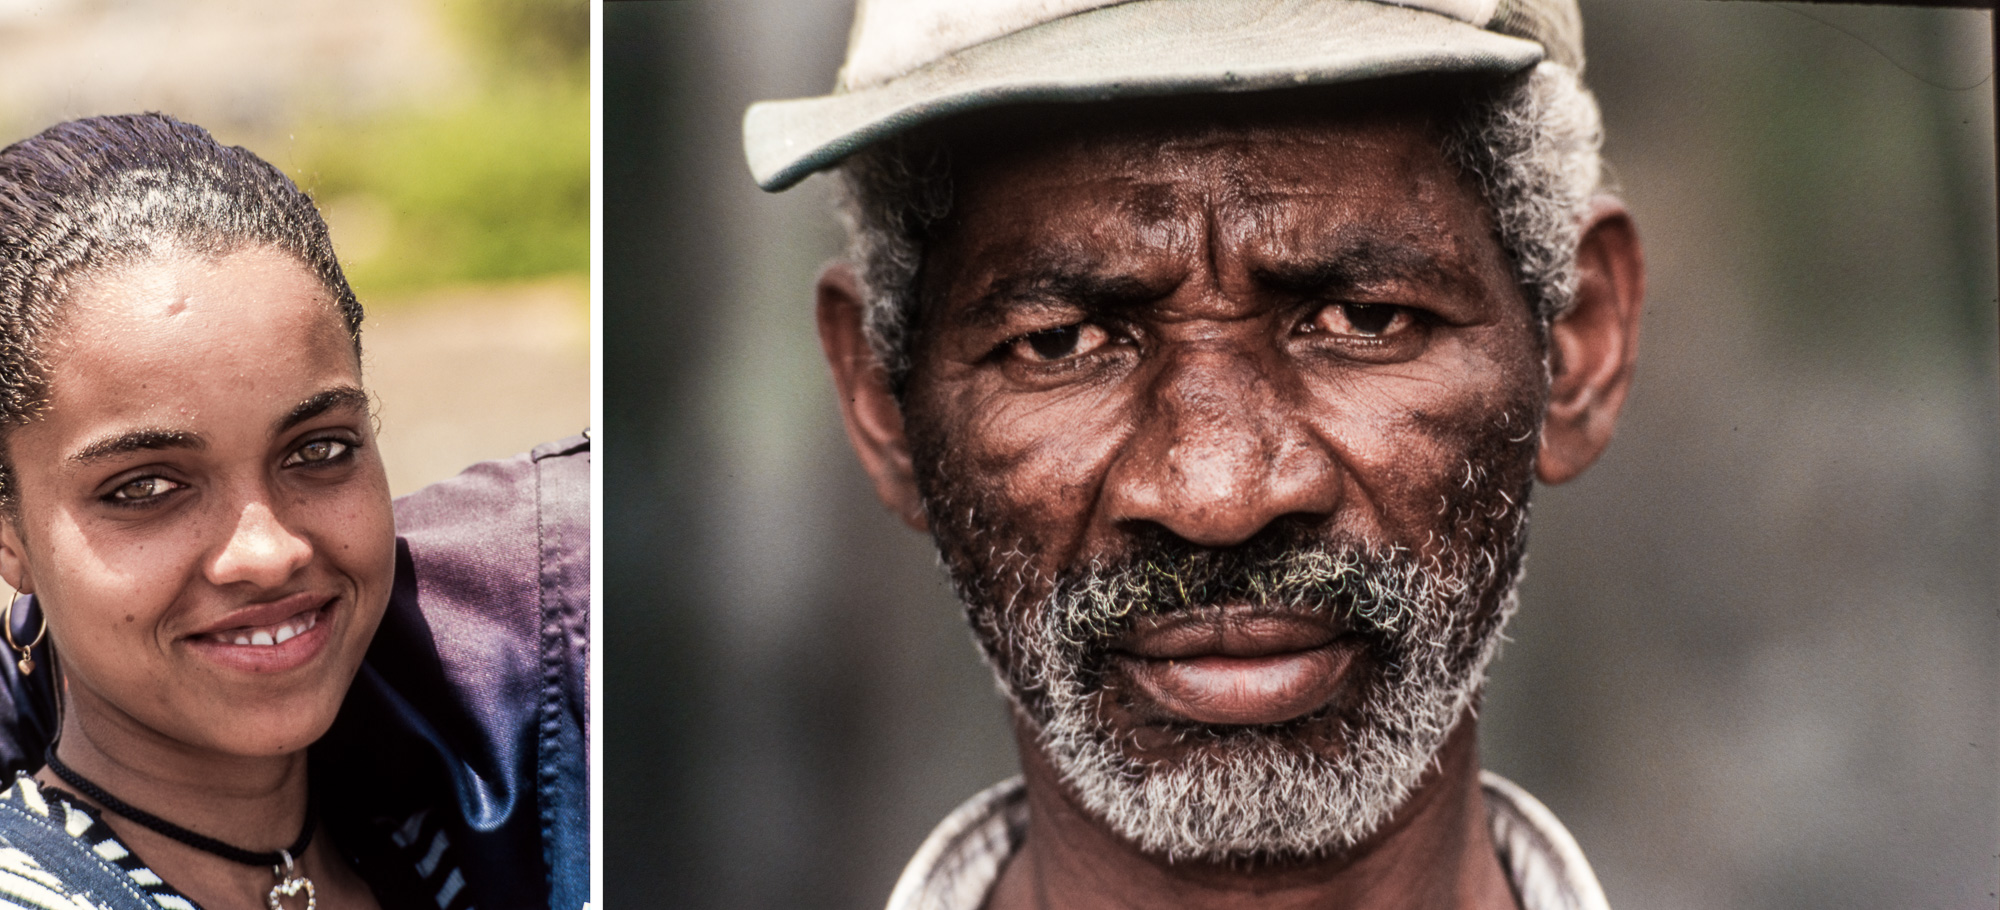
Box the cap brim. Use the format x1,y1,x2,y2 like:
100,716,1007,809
744,0,1544,191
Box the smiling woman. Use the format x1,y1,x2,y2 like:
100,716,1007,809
0,114,429,910
8,244,393,756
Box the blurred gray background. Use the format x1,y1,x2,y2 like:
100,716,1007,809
607,2,2000,908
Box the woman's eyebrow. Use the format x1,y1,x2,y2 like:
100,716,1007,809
69,429,204,465
276,386,369,434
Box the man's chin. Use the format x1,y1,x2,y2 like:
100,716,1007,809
1023,615,1501,863
1041,716,1414,863
946,505,1535,862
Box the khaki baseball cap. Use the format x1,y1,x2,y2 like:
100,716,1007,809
743,0,1583,191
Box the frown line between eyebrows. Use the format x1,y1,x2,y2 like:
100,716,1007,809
1252,233,1462,300
963,263,1169,329
276,386,369,435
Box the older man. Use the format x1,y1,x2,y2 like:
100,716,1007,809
744,1,1642,907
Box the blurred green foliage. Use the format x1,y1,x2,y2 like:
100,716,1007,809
291,0,588,301
447,0,589,78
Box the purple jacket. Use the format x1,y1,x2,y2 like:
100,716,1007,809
0,436,591,909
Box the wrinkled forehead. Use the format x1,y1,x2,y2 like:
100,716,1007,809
918,84,1488,268
921,83,1496,289
948,112,1454,230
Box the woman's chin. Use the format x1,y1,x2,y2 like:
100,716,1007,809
173,699,348,759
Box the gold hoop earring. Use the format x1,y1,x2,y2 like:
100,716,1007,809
4,587,44,676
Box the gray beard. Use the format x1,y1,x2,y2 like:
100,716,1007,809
928,498,1529,863
1026,544,1522,862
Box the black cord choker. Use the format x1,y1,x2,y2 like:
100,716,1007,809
43,746,318,910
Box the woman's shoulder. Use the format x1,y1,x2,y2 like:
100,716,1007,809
0,773,192,910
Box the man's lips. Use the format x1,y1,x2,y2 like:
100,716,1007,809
1108,611,1357,726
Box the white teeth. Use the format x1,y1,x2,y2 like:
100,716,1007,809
218,611,320,647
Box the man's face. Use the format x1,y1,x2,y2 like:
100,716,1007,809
895,101,1552,861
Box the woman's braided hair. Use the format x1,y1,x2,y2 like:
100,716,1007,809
0,112,362,509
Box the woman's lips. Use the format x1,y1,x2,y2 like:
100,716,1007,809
1110,612,1357,726
213,609,318,647
181,597,336,674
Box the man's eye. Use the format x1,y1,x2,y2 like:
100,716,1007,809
106,476,181,504
1304,303,1415,339
285,438,353,467
1009,323,1111,362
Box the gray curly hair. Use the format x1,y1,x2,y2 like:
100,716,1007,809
832,62,1604,390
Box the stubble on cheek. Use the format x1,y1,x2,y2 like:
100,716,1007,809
1419,399,1541,572
903,395,1057,702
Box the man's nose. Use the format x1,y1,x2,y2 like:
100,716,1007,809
205,497,314,589
1101,344,1341,547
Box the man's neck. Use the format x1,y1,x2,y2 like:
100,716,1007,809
987,718,1519,910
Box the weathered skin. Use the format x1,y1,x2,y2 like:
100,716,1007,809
819,99,1644,910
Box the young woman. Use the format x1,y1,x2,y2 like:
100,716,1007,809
0,113,448,910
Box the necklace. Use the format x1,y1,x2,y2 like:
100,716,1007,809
43,747,318,910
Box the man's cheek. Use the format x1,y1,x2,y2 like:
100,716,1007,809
1320,415,1470,541
909,430,1060,600
920,415,1121,565
1418,410,1542,568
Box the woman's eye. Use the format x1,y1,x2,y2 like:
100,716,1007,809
107,476,181,504
1310,303,1412,338
286,438,353,467
1009,323,1111,362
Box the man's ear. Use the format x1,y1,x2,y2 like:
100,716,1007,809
818,262,929,531
1538,196,1645,485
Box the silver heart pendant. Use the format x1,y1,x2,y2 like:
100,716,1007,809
266,874,316,910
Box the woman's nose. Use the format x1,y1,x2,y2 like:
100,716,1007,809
205,498,313,589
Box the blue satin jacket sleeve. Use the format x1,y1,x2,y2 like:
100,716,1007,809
326,434,590,910
0,436,592,910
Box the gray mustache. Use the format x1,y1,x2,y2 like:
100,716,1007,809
1045,523,1428,650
